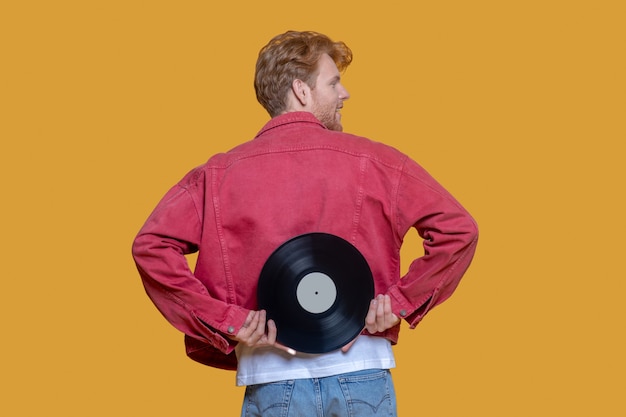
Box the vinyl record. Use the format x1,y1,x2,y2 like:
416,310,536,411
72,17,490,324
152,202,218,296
257,233,374,354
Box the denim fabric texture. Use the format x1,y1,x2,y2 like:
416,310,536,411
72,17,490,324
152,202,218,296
241,369,397,417
133,112,478,370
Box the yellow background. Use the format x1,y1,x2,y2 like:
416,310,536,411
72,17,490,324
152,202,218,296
1,1,624,415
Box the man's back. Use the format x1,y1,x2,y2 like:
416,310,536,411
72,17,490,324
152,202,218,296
192,112,407,311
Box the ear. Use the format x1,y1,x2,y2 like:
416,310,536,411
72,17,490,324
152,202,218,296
291,78,311,107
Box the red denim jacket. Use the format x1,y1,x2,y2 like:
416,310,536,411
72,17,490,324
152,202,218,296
132,112,478,370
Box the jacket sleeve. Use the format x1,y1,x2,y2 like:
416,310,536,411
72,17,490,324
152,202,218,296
131,172,249,355
387,157,479,328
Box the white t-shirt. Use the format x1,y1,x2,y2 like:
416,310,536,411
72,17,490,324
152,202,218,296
235,336,396,386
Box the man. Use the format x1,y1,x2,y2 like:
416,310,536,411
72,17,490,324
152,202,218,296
133,30,478,416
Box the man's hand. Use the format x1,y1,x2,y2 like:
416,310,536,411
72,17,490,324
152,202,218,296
230,310,296,355
365,294,400,333
341,294,401,352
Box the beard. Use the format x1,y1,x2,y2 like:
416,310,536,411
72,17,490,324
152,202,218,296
312,102,343,132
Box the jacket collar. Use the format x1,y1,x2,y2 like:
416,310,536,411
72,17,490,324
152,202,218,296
255,112,326,139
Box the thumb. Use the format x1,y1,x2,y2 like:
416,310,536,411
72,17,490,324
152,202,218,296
340,337,358,353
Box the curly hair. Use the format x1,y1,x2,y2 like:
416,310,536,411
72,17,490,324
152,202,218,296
254,31,353,117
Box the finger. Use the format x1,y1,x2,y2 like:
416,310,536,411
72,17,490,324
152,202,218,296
240,310,262,345
380,295,400,329
340,337,358,353
365,297,378,333
383,295,395,327
249,310,267,345
237,310,258,340
266,318,277,345
266,319,296,355
375,294,386,332
383,294,392,315
274,342,297,356
242,310,256,329
384,295,400,328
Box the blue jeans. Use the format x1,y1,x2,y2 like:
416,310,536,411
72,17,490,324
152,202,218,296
240,369,397,417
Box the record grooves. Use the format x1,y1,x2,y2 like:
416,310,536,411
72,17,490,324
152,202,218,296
257,233,374,354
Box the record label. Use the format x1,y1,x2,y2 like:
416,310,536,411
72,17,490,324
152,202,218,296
296,272,337,314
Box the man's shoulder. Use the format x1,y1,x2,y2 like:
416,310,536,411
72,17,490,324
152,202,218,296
337,131,409,166
192,127,410,172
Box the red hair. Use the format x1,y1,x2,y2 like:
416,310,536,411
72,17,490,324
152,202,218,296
254,31,353,117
